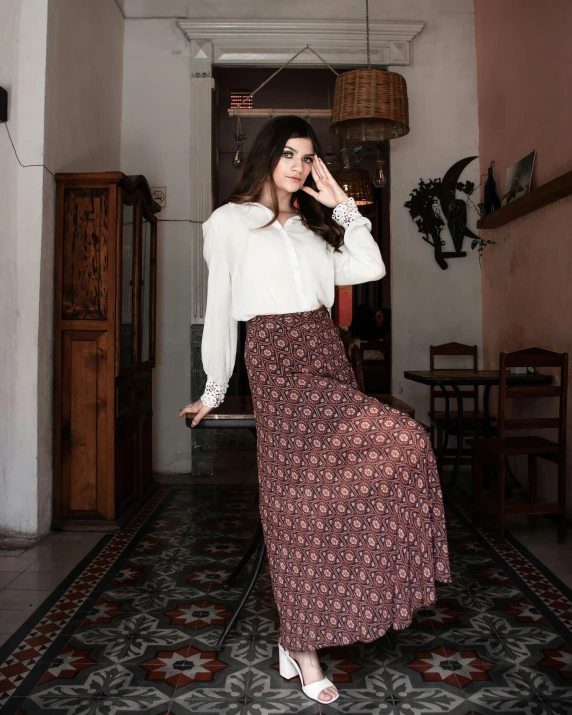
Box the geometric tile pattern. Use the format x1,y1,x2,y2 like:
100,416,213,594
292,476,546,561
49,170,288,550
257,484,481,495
0,487,570,714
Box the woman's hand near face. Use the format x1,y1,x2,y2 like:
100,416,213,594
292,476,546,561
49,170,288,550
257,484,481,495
301,156,349,208
178,400,213,427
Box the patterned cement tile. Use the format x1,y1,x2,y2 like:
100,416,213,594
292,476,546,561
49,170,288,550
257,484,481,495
0,487,570,715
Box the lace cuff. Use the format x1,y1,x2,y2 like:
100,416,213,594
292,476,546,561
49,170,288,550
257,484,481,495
332,196,362,229
200,379,228,409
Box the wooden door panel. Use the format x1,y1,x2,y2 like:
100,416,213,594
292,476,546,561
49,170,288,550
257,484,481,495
61,331,109,519
62,189,109,320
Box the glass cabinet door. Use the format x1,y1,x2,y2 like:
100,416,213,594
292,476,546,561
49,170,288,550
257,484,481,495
141,215,152,363
120,202,135,368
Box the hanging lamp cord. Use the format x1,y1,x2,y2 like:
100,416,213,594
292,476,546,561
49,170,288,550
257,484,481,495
366,0,371,68
232,45,339,114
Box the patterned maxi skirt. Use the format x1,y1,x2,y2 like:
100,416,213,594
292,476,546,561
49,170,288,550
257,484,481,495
244,305,452,651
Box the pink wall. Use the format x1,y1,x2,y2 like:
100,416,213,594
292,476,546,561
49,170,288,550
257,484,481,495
474,0,572,516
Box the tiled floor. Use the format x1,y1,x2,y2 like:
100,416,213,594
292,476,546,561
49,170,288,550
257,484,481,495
0,431,571,714
0,532,105,647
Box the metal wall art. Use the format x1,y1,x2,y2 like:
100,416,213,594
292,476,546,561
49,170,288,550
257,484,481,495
404,156,481,270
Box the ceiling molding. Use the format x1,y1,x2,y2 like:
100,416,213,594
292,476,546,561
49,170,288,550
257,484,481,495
177,20,425,67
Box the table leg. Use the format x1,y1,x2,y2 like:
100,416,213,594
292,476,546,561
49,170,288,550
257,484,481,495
482,384,518,492
483,385,492,437
444,385,464,503
435,383,450,466
222,518,263,591
215,422,265,652
215,521,267,652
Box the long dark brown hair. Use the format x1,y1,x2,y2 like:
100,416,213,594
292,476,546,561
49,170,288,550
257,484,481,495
228,116,344,251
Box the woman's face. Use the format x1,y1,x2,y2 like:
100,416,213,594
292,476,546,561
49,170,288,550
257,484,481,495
272,136,315,195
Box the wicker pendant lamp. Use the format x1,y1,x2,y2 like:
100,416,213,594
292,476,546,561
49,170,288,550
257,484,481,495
330,0,410,141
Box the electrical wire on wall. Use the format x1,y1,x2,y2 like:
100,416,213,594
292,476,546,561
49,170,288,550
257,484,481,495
3,123,55,178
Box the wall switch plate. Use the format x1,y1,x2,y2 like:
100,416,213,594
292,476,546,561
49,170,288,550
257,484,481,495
0,87,7,123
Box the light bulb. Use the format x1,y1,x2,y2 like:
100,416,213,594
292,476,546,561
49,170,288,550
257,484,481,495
232,150,244,169
373,160,387,188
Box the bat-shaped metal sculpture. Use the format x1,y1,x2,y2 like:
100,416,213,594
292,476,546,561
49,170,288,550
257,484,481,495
440,156,480,254
404,156,479,270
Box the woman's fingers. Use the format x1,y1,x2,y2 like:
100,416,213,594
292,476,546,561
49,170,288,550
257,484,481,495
312,157,325,181
316,156,334,181
178,401,203,419
191,403,211,428
310,164,322,187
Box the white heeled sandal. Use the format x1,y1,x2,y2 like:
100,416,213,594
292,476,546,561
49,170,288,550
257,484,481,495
278,643,339,704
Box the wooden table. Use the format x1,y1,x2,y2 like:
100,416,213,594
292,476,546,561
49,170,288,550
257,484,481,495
187,394,415,425
403,370,552,501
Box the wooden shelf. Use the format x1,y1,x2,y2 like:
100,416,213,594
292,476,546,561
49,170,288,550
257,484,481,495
477,168,572,230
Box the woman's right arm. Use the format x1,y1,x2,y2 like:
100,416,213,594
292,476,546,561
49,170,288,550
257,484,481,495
179,215,238,426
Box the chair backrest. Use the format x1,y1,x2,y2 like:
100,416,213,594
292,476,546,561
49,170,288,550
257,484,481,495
357,338,390,362
497,348,568,449
430,342,479,412
349,343,366,392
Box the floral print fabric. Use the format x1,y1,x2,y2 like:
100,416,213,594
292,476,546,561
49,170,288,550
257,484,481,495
244,305,452,651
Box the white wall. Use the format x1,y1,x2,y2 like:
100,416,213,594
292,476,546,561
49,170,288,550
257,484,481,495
121,0,480,474
390,7,482,420
121,20,192,474
0,0,50,537
44,0,125,172
0,0,124,538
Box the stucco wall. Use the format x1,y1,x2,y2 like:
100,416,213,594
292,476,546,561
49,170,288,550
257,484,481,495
44,0,125,172
0,0,50,536
120,19,192,474
474,0,572,516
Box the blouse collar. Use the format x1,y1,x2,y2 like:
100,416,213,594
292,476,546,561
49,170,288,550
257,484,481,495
232,201,302,226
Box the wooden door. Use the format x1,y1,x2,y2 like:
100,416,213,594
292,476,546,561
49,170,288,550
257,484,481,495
59,331,110,520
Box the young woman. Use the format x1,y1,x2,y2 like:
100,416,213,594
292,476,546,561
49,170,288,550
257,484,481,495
179,116,451,705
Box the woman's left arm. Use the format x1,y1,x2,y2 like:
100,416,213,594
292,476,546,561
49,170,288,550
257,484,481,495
331,197,386,286
301,157,386,287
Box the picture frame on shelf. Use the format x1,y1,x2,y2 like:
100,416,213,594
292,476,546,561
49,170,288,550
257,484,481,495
501,150,536,206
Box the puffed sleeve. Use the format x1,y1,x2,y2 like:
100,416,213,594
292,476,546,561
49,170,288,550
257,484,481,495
200,216,238,408
332,197,386,286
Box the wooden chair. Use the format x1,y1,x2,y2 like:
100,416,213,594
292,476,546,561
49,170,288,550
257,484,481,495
350,341,366,392
428,342,488,463
349,343,416,417
470,348,568,543
357,338,391,394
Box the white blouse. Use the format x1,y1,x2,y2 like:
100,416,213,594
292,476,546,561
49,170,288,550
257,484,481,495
200,197,386,408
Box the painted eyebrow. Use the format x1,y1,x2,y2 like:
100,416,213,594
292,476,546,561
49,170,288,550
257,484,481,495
283,145,315,157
